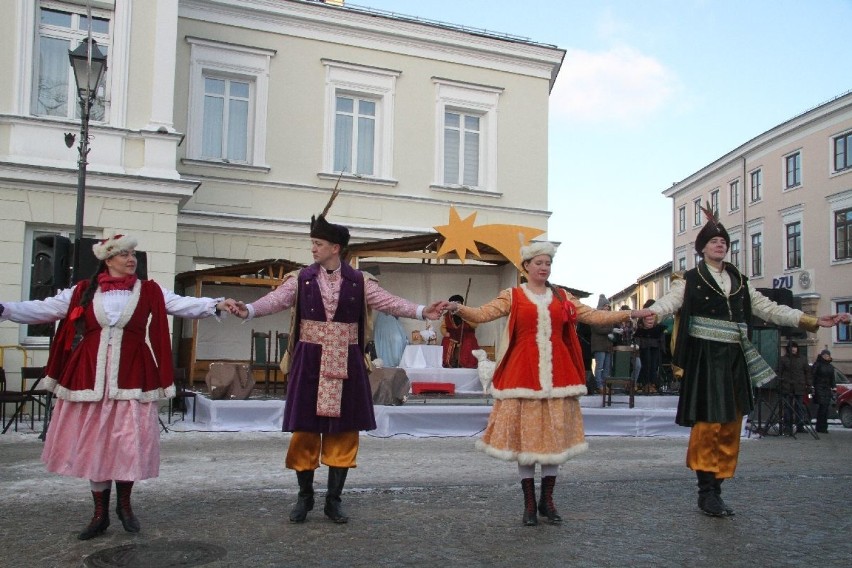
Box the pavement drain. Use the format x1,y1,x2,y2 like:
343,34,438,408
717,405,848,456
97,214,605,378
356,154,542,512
83,540,227,568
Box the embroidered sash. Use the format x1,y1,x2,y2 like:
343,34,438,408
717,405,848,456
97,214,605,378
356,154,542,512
300,320,359,417
688,316,775,387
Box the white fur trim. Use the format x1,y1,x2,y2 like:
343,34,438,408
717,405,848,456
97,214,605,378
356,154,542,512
520,241,556,262
92,234,138,260
475,439,588,464
491,385,587,400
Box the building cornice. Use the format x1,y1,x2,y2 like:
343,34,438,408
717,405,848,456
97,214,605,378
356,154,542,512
179,0,565,89
0,162,199,204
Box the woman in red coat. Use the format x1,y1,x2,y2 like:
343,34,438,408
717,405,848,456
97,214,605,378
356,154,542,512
448,242,636,526
0,234,230,540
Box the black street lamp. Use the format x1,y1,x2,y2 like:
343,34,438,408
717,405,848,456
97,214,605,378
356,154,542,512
68,38,107,282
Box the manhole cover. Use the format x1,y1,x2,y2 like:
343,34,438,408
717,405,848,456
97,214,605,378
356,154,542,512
84,540,227,567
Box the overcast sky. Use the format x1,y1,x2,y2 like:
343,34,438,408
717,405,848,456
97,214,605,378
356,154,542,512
356,0,852,303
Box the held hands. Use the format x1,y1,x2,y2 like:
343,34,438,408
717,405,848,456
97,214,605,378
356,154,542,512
817,313,852,327
220,298,249,319
630,308,655,320
423,300,450,320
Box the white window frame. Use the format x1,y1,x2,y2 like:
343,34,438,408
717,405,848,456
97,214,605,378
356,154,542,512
28,0,116,122
729,179,740,211
780,205,804,272
693,198,702,227
321,60,399,181
749,168,762,203
783,150,803,190
677,205,686,234
747,219,764,279
728,231,742,269
432,78,501,193
834,297,852,344
185,37,274,170
832,129,852,174
827,189,852,265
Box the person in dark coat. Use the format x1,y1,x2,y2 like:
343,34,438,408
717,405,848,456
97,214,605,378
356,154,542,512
778,341,811,434
229,210,444,524
634,299,666,393
634,204,848,517
811,349,837,433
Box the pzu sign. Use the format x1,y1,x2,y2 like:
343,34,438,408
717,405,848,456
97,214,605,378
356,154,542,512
772,275,793,290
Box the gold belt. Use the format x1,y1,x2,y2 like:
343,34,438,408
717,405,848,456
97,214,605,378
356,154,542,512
299,320,358,417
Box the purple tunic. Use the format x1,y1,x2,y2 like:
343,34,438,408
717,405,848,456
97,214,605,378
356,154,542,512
283,263,376,433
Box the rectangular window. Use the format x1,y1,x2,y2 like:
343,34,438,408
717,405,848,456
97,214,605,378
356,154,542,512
33,4,111,120
678,206,686,233
710,189,719,215
202,77,250,162
837,301,851,343
334,95,376,175
835,207,852,260
729,180,739,211
693,199,702,226
186,38,275,168
751,232,763,277
835,132,852,172
443,111,481,187
785,152,801,188
750,169,762,202
785,221,802,269
730,239,740,268
677,257,686,271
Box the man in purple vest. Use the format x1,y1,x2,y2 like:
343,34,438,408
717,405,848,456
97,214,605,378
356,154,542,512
230,213,445,523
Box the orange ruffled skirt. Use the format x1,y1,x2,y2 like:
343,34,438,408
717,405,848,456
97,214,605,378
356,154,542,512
476,397,587,465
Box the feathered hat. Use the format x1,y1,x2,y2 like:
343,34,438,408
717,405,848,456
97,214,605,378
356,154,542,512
92,234,137,260
310,175,350,248
695,201,730,254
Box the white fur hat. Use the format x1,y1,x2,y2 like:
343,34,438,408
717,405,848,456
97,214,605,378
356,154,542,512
92,234,138,260
520,241,556,262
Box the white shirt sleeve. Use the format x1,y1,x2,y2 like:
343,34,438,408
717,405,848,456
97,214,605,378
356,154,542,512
159,284,222,319
0,287,74,324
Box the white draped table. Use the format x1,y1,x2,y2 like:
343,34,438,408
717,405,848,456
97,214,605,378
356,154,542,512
399,345,443,369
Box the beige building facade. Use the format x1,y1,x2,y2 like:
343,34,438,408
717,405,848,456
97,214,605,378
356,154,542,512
663,91,852,373
0,1,564,375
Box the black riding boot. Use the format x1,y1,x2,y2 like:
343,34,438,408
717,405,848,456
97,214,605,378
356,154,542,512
324,467,349,523
537,475,563,524
713,477,734,516
289,470,315,523
696,471,725,517
115,481,141,532
78,488,111,540
521,478,538,526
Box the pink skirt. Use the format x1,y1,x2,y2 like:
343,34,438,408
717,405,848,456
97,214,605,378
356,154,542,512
41,354,161,481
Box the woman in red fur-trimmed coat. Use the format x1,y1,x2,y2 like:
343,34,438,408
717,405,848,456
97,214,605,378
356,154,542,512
448,242,636,526
0,234,230,540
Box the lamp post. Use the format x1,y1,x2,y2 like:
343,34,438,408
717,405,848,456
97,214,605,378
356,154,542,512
68,38,107,282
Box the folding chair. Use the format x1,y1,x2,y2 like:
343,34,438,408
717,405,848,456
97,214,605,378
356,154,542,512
1,368,31,434
168,368,197,424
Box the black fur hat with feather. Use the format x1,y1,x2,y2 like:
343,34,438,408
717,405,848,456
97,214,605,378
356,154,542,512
310,176,350,248
695,201,730,255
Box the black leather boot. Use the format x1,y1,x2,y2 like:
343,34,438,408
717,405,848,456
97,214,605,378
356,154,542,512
289,470,315,523
324,467,349,524
713,477,734,516
78,488,111,540
537,475,563,524
521,478,537,526
115,481,141,533
696,471,725,517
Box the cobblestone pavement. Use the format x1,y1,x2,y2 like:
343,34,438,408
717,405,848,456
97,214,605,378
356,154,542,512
1,427,850,567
